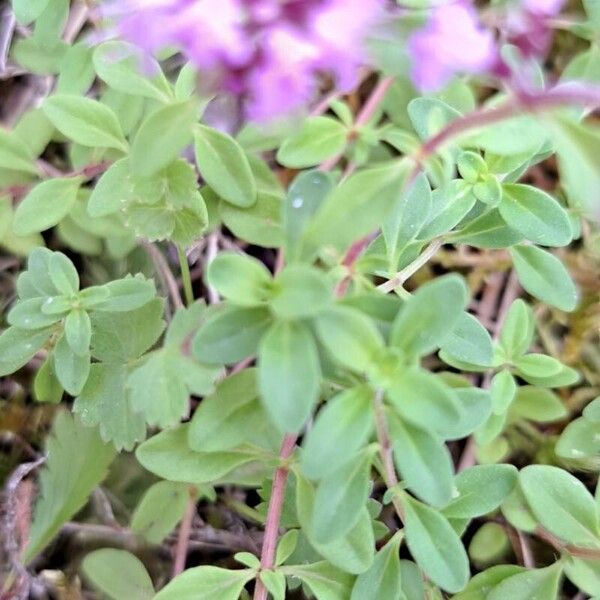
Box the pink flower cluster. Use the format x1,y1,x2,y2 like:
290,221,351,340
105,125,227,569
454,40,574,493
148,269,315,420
114,0,382,121
408,0,566,92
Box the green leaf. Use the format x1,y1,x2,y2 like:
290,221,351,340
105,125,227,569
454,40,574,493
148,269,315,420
53,333,90,396
453,565,525,600
284,170,334,260
556,418,600,459
490,370,517,415
314,306,385,372
64,309,91,356
188,370,268,452
390,274,468,357
88,158,132,217
258,321,321,433
450,209,523,249
194,125,256,208
0,129,38,174
498,184,572,247
127,350,190,428
350,532,403,600
48,251,79,294
219,191,284,248
82,549,155,600
296,475,375,574
98,276,156,312
312,451,372,543
43,95,128,152
514,353,564,379
519,465,600,546
153,566,254,600
303,161,408,256
7,297,62,330
277,116,347,168
442,464,517,518
193,306,272,365
270,264,332,319
387,368,463,436
93,41,173,102
390,415,454,507
511,245,578,312
439,312,494,367
275,530,299,566
468,523,510,565
12,0,51,25
23,412,115,563
510,386,567,423
564,556,600,597
550,115,600,220
383,172,432,264
207,252,273,307
131,481,189,544
90,299,165,362
33,355,63,404
131,101,197,177
287,562,355,600
0,326,52,376
487,563,562,600
74,363,145,450
260,570,286,600
136,425,260,483
301,385,373,480
13,176,82,235
402,495,469,593
499,299,535,359
56,43,95,95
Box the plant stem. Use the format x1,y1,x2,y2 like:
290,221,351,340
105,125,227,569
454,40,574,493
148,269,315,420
177,246,194,307
172,487,197,577
377,238,444,293
373,390,404,522
253,434,297,600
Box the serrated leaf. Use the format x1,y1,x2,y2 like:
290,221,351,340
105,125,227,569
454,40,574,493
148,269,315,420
82,549,155,600
23,412,115,562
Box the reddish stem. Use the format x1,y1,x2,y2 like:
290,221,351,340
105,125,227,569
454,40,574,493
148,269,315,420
172,487,197,577
253,434,297,600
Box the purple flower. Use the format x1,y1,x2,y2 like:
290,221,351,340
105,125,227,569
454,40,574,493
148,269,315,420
111,0,383,121
522,0,565,16
505,0,565,58
407,1,497,92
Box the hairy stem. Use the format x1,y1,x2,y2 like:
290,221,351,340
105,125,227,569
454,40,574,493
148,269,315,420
177,246,194,307
253,434,297,600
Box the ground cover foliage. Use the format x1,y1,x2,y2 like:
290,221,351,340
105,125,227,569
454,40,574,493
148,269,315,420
1,0,600,598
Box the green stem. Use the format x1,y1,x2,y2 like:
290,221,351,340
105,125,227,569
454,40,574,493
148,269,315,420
177,246,194,307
